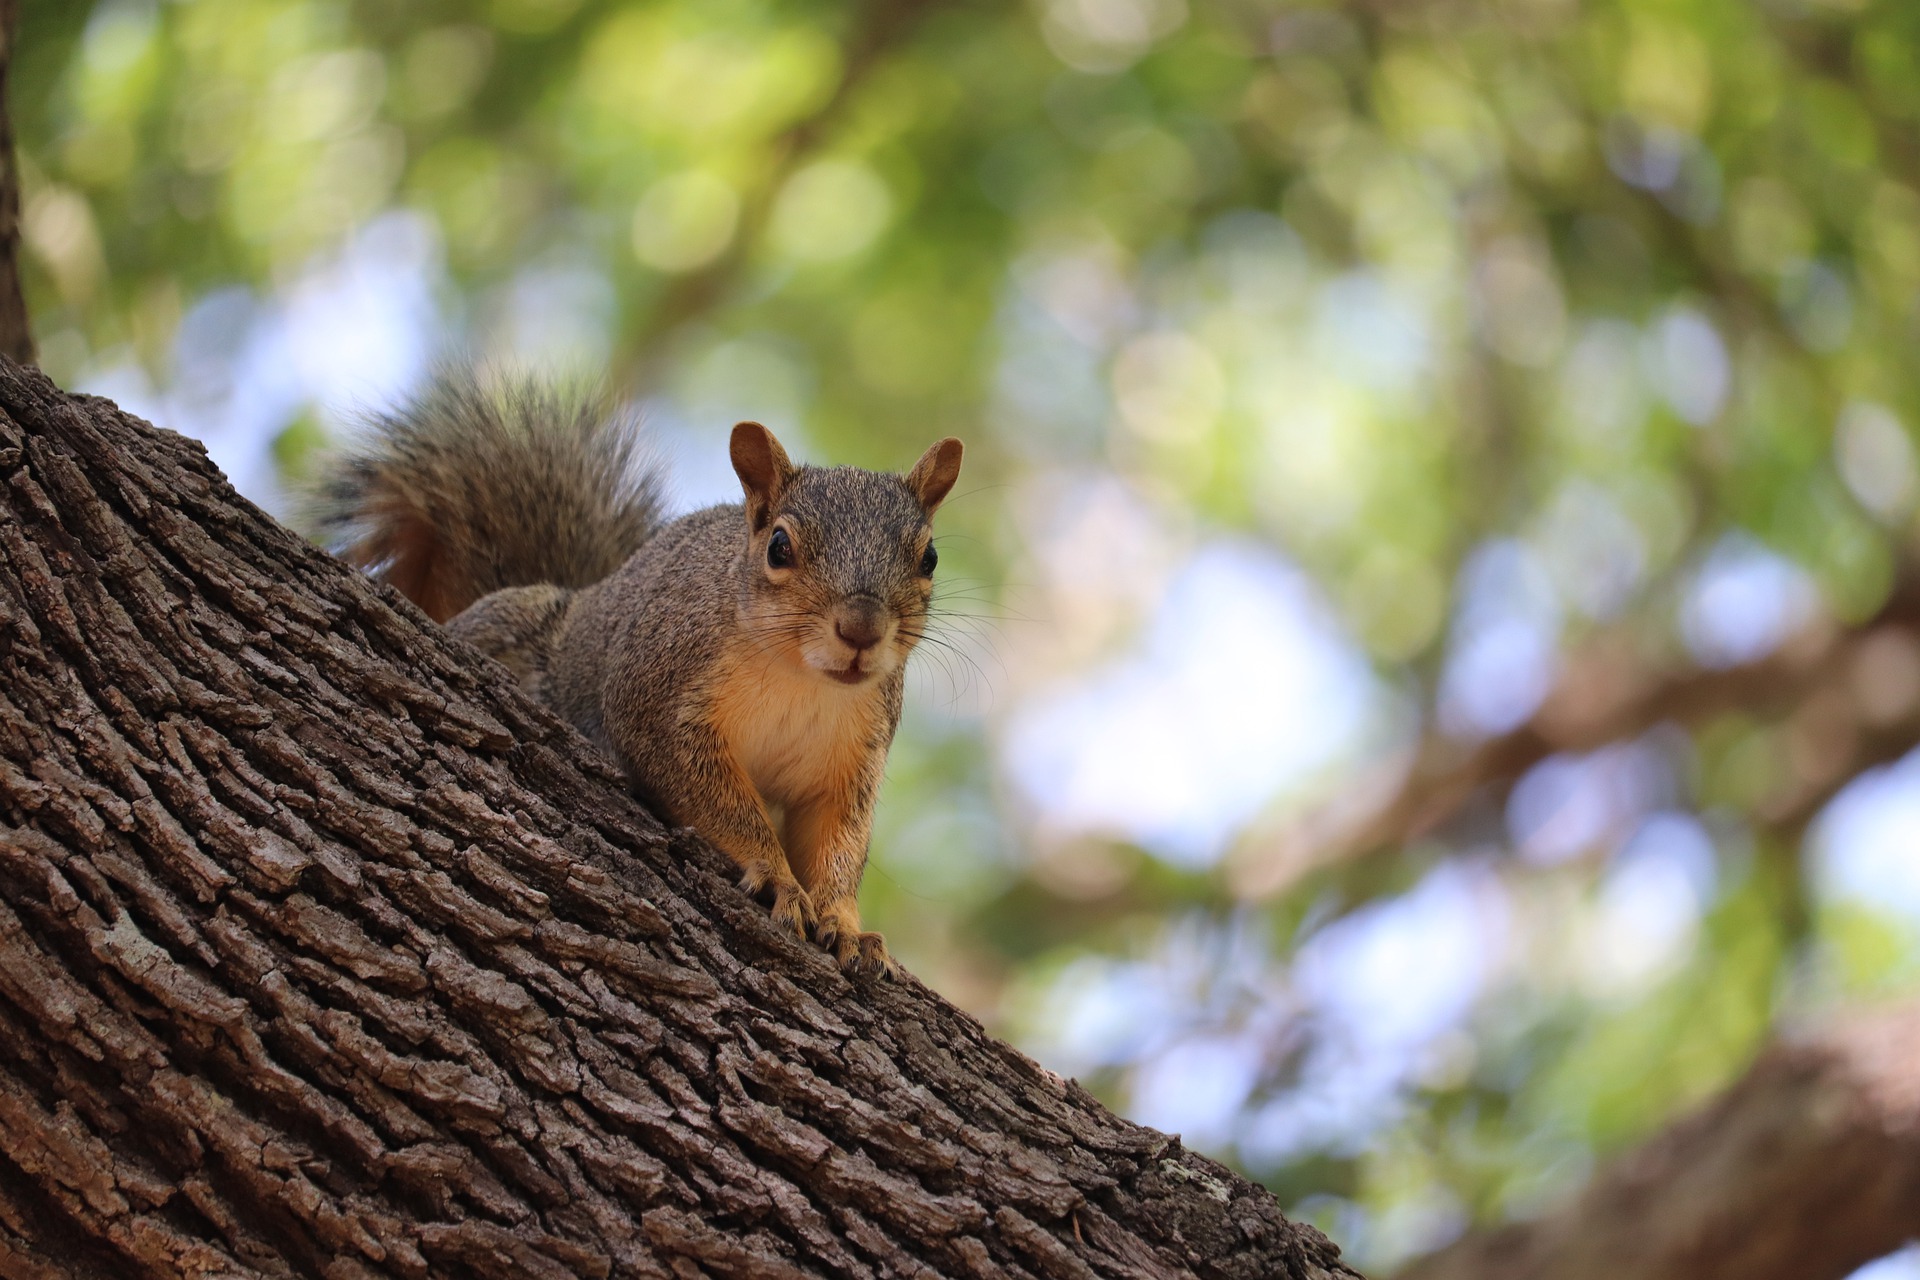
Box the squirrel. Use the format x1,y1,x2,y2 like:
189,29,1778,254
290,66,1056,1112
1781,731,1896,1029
310,369,963,976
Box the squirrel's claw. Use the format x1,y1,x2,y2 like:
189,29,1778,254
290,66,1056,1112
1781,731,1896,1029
814,903,894,978
741,866,817,939
770,881,818,938
736,860,815,934
827,929,896,979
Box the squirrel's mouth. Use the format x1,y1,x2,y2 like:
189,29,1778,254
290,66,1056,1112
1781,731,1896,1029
827,664,873,685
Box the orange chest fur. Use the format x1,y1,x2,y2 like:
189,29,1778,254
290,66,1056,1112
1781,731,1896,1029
708,655,883,809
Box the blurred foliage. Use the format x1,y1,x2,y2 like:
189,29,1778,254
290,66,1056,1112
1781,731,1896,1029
20,0,1920,1272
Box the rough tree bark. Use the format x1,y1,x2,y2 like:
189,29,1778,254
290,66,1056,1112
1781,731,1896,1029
0,359,1358,1278
1397,1002,1920,1280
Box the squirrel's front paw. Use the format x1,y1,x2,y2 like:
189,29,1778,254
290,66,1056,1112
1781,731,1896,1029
816,920,896,978
768,879,819,939
843,931,896,978
739,863,817,939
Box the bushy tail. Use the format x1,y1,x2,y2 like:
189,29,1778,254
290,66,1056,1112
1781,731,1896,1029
307,368,665,623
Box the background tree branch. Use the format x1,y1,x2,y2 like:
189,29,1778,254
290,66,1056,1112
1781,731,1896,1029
1238,569,1920,898
0,0,31,364
1395,1001,1920,1280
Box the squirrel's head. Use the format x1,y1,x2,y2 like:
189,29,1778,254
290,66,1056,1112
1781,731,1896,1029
729,422,963,689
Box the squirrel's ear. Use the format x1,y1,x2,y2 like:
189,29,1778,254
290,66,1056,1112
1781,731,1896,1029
730,422,795,531
905,437,964,515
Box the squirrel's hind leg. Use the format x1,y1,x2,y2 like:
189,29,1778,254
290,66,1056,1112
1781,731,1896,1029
447,584,573,687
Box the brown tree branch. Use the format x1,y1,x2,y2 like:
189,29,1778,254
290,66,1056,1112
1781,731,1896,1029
1395,1001,1920,1280
1235,568,1920,896
0,0,32,364
0,357,1356,1277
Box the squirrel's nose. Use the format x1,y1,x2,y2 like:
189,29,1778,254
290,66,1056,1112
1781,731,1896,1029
835,602,887,652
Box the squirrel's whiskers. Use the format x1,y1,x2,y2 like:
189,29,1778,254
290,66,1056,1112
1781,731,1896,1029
311,368,963,977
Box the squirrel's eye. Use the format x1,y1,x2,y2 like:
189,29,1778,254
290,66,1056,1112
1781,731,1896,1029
768,527,794,569
918,543,938,577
